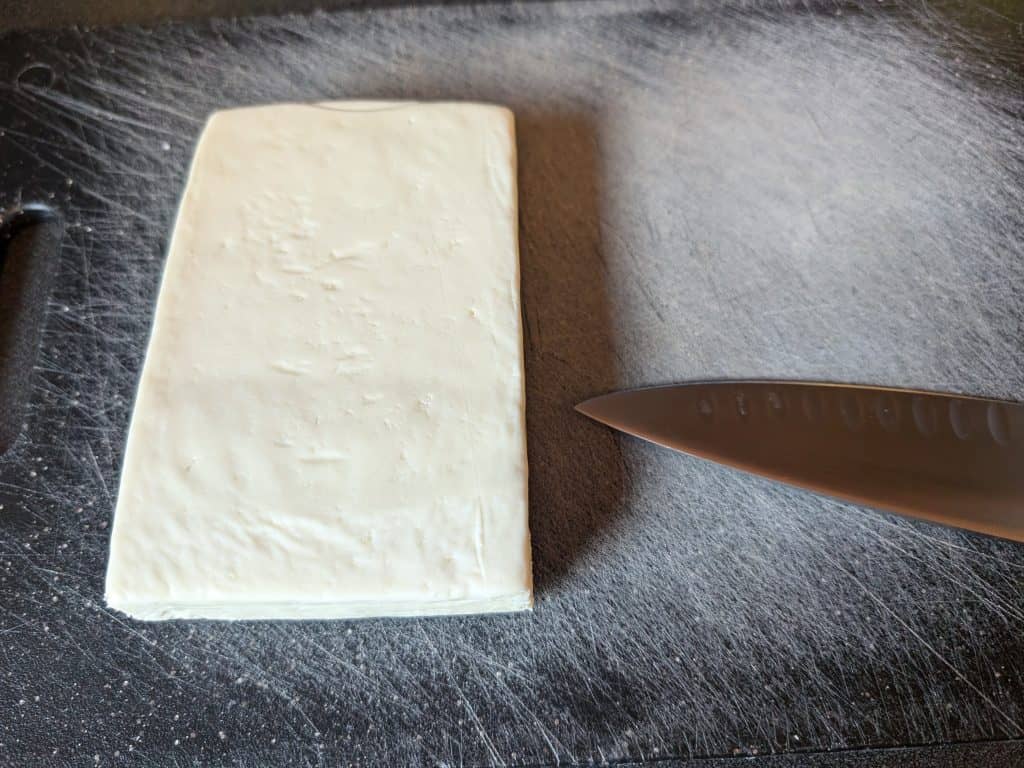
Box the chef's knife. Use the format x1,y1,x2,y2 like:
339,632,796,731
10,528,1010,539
576,382,1024,542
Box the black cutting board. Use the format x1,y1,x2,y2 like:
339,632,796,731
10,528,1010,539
2,1,1024,765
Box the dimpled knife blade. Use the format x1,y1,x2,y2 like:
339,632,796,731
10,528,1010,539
576,382,1024,542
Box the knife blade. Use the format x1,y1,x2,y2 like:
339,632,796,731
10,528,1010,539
576,382,1024,542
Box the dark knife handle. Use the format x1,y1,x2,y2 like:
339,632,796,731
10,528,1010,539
0,204,64,456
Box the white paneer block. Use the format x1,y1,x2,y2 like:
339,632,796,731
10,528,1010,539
105,102,532,620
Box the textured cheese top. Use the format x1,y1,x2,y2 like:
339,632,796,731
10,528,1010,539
104,101,532,620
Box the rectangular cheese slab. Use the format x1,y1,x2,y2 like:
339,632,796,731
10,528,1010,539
105,101,532,620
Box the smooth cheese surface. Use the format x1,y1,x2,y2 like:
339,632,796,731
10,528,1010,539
105,101,532,620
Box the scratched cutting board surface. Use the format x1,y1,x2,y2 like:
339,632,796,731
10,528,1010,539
1,1,1024,765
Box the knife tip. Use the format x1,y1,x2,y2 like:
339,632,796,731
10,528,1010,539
574,397,601,419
